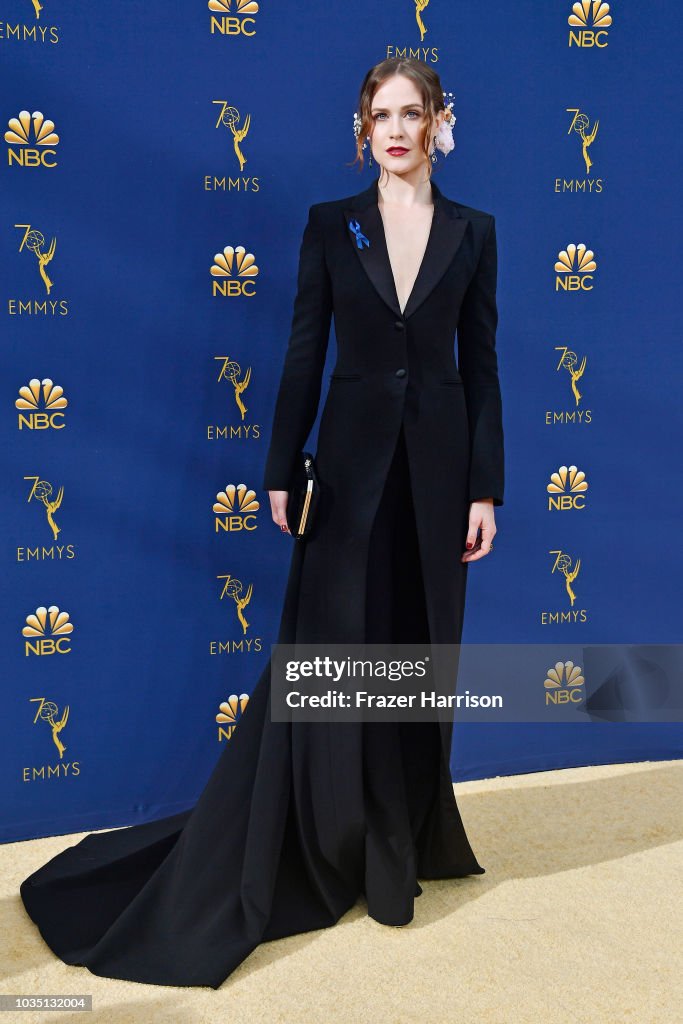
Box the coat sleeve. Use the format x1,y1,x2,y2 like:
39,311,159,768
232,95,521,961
262,204,333,491
457,214,505,507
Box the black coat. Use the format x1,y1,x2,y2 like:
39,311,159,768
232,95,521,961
17,177,502,989
263,175,505,653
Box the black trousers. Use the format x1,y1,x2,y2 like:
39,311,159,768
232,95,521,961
363,422,440,853
365,422,430,643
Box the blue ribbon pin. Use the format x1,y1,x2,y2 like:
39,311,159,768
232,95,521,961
348,219,370,249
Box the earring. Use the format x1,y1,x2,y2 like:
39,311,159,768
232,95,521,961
431,135,438,164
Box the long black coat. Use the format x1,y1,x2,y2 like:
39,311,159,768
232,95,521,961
17,176,504,989
263,175,505,654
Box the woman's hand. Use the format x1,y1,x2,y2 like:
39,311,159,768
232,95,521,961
268,490,291,535
461,498,496,562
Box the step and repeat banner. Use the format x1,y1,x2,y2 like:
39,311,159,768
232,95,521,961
2,2,681,841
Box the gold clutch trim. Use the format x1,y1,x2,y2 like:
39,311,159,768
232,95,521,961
298,479,314,534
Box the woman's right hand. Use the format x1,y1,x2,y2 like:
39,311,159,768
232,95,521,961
268,491,291,535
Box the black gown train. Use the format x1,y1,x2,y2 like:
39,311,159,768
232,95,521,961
19,423,485,989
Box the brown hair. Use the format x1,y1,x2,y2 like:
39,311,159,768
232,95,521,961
349,57,448,177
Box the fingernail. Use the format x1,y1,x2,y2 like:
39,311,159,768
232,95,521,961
466,542,473,549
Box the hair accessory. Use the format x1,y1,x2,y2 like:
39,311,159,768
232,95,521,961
435,91,456,155
353,111,367,150
348,219,370,249
353,90,456,157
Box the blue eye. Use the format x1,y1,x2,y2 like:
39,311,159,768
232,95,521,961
373,111,421,120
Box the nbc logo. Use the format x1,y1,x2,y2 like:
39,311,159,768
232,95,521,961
554,243,596,291
213,483,260,532
22,605,74,656
547,465,588,510
208,0,259,37
16,378,68,430
216,693,250,740
544,661,585,705
5,110,59,167
568,1,612,48
211,245,259,297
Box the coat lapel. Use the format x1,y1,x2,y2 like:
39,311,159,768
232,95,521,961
343,177,469,320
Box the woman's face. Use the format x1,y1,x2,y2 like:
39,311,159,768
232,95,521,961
368,74,443,179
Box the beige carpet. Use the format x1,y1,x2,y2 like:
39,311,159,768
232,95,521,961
2,760,681,1024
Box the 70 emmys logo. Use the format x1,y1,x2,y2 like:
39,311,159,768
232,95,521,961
5,110,59,167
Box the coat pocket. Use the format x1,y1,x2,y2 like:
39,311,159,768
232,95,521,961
330,373,362,381
440,378,464,387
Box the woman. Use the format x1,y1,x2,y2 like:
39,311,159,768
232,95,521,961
19,57,504,989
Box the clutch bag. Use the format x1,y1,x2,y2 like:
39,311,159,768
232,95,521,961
285,451,320,540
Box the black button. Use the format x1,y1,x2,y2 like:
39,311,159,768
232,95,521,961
395,368,407,378
394,320,405,330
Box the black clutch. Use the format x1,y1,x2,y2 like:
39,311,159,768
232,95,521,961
285,451,320,540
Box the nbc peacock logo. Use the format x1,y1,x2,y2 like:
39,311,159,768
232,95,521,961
211,245,259,298
16,378,68,430
554,243,597,291
22,604,74,656
213,483,260,533
568,1,612,48
5,110,59,167
547,465,589,510
216,693,250,741
544,661,585,706
208,0,259,38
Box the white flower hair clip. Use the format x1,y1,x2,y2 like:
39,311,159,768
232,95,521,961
353,110,367,150
435,90,456,156
353,90,456,159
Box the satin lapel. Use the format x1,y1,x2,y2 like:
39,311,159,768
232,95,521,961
343,178,469,320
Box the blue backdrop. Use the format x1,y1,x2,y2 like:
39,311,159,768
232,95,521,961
2,1,681,842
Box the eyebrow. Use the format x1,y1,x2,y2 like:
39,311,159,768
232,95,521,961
370,103,424,112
